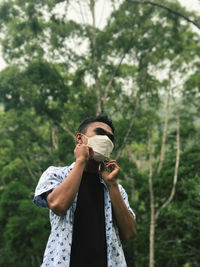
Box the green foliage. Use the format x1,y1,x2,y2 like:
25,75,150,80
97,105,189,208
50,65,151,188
0,60,69,117
0,182,50,266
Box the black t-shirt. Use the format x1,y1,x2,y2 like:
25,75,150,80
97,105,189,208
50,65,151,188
69,171,107,267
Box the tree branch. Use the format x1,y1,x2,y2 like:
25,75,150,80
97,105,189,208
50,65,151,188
55,121,75,139
51,125,59,150
115,92,140,160
101,29,138,112
101,52,127,106
27,151,42,174
126,0,200,30
18,151,36,181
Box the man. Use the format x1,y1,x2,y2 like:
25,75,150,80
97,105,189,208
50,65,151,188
34,115,136,267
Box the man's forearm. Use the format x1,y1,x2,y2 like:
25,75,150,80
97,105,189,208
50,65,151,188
47,159,86,216
108,183,136,241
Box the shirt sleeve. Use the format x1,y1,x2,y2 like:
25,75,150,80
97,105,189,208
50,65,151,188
118,184,136,218
33,166,65,209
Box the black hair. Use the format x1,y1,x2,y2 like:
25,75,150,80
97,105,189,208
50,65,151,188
77,115,115,134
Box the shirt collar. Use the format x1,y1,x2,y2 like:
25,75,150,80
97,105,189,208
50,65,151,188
68,162,107,188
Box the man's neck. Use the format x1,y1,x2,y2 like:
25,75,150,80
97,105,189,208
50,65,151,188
85,159,100,173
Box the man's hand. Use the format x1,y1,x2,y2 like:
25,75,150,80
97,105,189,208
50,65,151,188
101,160,120,186
47,144,94,216
101,159,136,241
74,144,94,163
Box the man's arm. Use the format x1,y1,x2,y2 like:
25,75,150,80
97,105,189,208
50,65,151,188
47,144,89,216
101,160,136,241
107,183,136,241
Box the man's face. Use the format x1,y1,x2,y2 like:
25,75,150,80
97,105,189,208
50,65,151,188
81,122,114,145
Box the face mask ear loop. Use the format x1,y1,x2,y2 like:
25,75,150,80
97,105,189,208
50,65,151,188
79,134,89,145
98,162,104,173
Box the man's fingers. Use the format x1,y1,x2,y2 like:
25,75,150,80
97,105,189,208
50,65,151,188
106,161,119,169
74,143,91,162
105,161,120,176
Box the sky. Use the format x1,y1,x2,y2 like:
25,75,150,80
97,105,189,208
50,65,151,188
180,0,200,11
0,0,199,70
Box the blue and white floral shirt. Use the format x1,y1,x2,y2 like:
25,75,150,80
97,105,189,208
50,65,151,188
33,163,135,267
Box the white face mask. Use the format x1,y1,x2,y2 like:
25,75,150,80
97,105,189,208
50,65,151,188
83,134,114,162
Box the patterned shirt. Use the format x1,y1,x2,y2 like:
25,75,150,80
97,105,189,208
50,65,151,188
33,163,136,267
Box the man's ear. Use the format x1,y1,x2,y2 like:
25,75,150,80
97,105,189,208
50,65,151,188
76,133,83,144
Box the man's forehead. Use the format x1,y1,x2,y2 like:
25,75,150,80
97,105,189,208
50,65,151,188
86,122,113,134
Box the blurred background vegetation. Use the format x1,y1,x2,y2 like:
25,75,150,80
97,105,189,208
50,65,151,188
0,0,200,266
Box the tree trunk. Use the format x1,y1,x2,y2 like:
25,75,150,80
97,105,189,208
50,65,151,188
157,88,170,174
128,146,135,202
148,129,155,267
89,0,101,115
155,115,180,220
